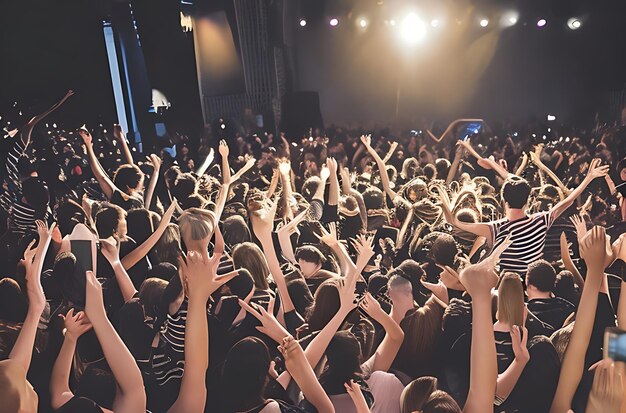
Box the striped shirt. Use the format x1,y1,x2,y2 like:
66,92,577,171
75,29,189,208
489,211,555,275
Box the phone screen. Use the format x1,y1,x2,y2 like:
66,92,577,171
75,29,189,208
71,240,94,272
459,122,483,141
604,327,626,362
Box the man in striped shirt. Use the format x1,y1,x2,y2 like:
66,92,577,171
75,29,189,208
441,155,609,275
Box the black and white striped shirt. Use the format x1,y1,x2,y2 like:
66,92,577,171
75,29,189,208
489,211,555,275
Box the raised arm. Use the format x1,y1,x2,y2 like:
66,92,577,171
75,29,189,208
530,149,570,196
144,154,161,209
327,157,340,209
113,124,134,165
79,127,117,200
277,209,308,264
250,198,296,313
360,292,404,373
50,309,92,410
100,239,137,302
121,200,177,270
195,148,215,177
9,222,54,371
169,251,237,413
437,185,492,239
461,237,510,413
457,139,512,180
550,159,609,220
515,152,529,177
22,90,74,148
447,144,466,184
550,226,612,413
425,118,485,143
361,135,397,200
84,270,146,413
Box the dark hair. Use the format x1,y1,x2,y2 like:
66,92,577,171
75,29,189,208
554,270,579,306
306,280,340,332
225,268,254,299
221,337,270,411
126,208,153,245
22,177,49,219
112,164,144,192
363,187,386,210
75,366,116,410
172,172,198,201
501,176,531,209
526,260,557,292
435,158,451,180
138,277,168,319
95,204,125,239
319,330,363,395
422,164,436,181
222,215,251,247
295,245,325,265
287,278,314,316
301,177,321,202
56,200,87,236
0,278,28,323
431,234,458,267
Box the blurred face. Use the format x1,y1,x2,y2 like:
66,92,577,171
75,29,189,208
117,215,128,238
620,167,626,181
298,259,320,278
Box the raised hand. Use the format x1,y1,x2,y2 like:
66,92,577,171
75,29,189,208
358,292,386,322
279,160,291,176
570,214,588,244
78,126,92,146
316,222,339,247
344,380,370,413
326,157,338,174
352,234,375,269
238,295,290,343
437,264,465,291
579,226,613,272
360,134,372,148
229,157,256,185
320,164,330,181
510,325,530,364
149,154,162,172
100,238,121,266
113,124,125,141
459,235,511,299
61,308,92,341
22,239,37,269
218,139,229,158
586,158,610,181
250,197,278,237
179,250,238,302
337,279,358,314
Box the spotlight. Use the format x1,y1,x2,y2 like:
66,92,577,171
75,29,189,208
400,13,426,44
359,18,368,28
389,19,396,26
431,19,440,28
501,11,519,27
547,114,556,121
567,18,582,30
537,18,547,27
479,19,489,28
329,18,339,27
299,19,307,27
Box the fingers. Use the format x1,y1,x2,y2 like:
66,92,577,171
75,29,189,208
267,294,276,315
238,299,262,320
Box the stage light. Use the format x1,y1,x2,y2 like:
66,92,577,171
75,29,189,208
389,19,396,26
299,19,307,27
479,19,489,28
431,19,440,28
359,18,368,28
547,114,556,121
400,13,427,44
330,18,339,27
537,18,547,27
567,18,582,30
501,11,519,27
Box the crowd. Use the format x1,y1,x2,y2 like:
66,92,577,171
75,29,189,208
0,90,626,413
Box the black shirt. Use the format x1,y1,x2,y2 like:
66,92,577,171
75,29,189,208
527,297,576,330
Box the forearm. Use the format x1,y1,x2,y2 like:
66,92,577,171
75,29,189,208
305,308,350,369
313,178,328,202
555,176,591,212
465,298,497,413
368,147,396,200
618,282,626,329
495,359,527,401
90,314,144,395
144,169,159,210
396,211,414,249
328,174,339,206
290,362,334,413
447,153,462,184
213,183,230,223
85,144,114,199
118,138,134,166
121,219,169,270
50,336,77,406
550,268,602,413
112,262,138,302
183,298,209,378
258,233,295,313
560,234,584,288
9,307,43,371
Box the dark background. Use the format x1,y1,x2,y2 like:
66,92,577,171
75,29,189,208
1,0,625,131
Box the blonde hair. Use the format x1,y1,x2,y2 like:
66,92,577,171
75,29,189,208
497,273,525,327
232,242,270,290
178,208,216,246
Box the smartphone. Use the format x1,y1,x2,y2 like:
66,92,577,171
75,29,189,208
71,240,94,272
604,327,626,362
459,122,483,141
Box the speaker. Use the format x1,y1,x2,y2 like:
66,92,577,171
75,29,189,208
281,91,324,138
